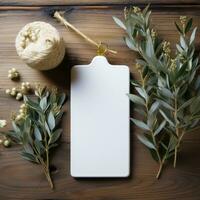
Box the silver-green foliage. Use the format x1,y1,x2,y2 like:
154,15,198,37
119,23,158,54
113,5,200,178
7,86,66,188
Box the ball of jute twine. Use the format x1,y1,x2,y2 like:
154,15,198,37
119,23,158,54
15,21,65,71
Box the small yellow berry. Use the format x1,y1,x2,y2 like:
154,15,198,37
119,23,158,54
14,73,18,78
19,113,25,119
26,83,31,90
20,103,26,108
16,93,23,100
15,115,21,121
3,139,11,147
10,90,16,96
19,108,24,114
8,74,12,79
5,89,11,94
11,68,16,72
8,68,19,80
21,85,26,91
133,6,141,14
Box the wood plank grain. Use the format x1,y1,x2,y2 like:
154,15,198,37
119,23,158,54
0,5,200,200
0,0,200,6
0,140,200,200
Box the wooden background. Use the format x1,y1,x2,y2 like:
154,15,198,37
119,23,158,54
0,0,200,199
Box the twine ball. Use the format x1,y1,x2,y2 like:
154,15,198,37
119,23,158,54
15,21,65,70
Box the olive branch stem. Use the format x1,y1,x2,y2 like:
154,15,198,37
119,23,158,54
173,90,179,168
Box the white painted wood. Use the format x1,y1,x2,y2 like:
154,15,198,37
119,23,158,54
70,56,130,177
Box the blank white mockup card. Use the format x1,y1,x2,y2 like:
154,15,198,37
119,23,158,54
70,56,130,177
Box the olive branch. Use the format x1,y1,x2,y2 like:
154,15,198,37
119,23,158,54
6,86,66,188
114,5,200,178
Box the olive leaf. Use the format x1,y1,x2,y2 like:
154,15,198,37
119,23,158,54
40,96,47,110
48,111,55,131
185,18,193,34
112,16,126,30
20,151,39,163
154,120,166,136
137,134,156,150
127,94,145,106
34,126,42,141
49,129,62,144
131,118,150,131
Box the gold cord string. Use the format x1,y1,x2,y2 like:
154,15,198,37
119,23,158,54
53,11,117,56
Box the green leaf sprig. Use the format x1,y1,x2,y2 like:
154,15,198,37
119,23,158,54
7,85,66,189
114,5,200,178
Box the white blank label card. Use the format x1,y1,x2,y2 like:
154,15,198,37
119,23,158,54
70,56,130,177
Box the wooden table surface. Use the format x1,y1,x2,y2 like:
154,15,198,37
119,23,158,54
0,0,200,199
